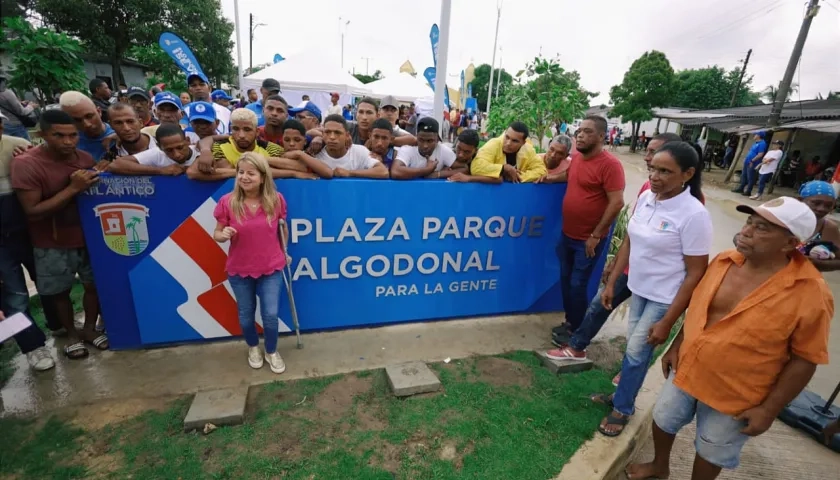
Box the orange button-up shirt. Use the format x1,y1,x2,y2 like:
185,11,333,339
674,250,832,415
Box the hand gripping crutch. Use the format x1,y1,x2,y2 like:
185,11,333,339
278,218,303,349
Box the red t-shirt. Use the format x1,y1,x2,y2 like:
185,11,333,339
10,146,94,249
562,150,625,240
257,126,284,147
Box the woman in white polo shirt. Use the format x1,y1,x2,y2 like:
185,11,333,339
595,141,712,437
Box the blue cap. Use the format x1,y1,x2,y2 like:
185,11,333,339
289,101,322,122
756,130,767,139
211,89,232,101
187,72,210,84
154,91,182,109
187,101,217,123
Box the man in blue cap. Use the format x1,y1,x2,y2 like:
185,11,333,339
184,100,219,146
211,89,233,110
731,131,768,196
182,73,230,135
289,101,322,135
141,91,183,138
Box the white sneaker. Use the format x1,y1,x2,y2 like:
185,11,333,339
750,194,762,200
26,347,55,372
248,346,263,369
264,351,286,374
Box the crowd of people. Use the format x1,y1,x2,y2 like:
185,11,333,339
0,70,837,479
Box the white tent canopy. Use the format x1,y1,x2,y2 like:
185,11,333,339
242,55,371,96
366,73,435,103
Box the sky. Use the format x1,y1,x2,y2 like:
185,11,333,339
220,0,840,106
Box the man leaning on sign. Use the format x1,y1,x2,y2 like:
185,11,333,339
469,121,546,183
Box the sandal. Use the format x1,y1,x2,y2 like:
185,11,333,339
85,334,109,350
64,342,89,359
598,411,629,437
590,393,614,408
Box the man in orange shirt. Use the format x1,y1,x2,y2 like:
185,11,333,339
627,197,832,480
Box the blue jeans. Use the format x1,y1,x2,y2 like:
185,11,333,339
743,164,760,194
756,172,773,195
228,271,284,354
613,294,670,416
735,163,755,192
557,234,607,331
4,124,31,141
0,234,46,354
569,272,631,352
654,373,750,469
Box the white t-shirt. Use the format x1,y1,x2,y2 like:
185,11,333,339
627,188,712,304
759,149,783,175
185,131,200,145
327,104,343,117
117,133,158,157
315,144,380,171
395,143,456,171
133,146,198,167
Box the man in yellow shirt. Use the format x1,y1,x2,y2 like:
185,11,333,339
187,108,313,181
470,121,546,183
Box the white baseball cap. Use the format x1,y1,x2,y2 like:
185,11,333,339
736,196,817,242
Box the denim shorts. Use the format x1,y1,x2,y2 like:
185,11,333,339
653,374,750,469
33,247,95,295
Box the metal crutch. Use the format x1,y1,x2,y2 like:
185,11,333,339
278,218,303,349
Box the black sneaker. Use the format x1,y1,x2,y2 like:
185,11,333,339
551,337,569,348
551,324,570,337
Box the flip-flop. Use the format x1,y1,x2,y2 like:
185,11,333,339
64,342,89,359
598,412,629,437
85,334,109,350
590,393,614,408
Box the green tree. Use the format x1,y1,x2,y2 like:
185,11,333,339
1,0,31,18
672,66,761,109
609,50,675,152
470,63,513,112
1,17,87,106
486,55,594,143
762,82,799,103
353,70,383,84
34,0,235,88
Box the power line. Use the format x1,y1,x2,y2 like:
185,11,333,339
694,0,785,42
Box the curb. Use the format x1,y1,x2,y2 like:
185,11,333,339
551,357,667,480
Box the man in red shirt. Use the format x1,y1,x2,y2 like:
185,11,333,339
538,115,625,339
11,110,104,359
257,95,288,146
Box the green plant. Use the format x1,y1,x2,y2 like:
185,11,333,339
607,205,631,262
1,17,87,107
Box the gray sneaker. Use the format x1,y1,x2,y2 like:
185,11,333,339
248,346,263,369
264,351,286,374
26,347,55,372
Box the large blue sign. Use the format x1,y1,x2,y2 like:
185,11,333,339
159,32,207,80
77,176,606,350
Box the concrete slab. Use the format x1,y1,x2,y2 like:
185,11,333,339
183,387,247,432
534,350,594,375
385,361,441,397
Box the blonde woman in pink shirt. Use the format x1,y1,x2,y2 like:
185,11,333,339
213,152,290,374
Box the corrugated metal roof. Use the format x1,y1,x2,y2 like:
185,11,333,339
774,119,840,133
657,99,840,121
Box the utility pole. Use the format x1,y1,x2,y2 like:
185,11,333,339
486,1,501,114
361,56,371,75
494,46,503,100
339,17,350,70
234,0,244,92
249,13,265,72
728,48,752,107
768,0,820,127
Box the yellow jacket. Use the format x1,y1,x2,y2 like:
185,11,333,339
470,135,546,183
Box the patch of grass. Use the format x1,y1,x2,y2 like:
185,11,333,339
0,352,614,480
0,280,84,387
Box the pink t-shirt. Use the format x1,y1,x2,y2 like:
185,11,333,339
213,192,288,278
547,156,571,175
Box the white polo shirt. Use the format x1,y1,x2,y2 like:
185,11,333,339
133,146,197,167
395,143,456,171
759,149,783,175
627,188,712,304
315,144,380,171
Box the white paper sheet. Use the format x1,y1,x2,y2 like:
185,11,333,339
0,312,33,343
